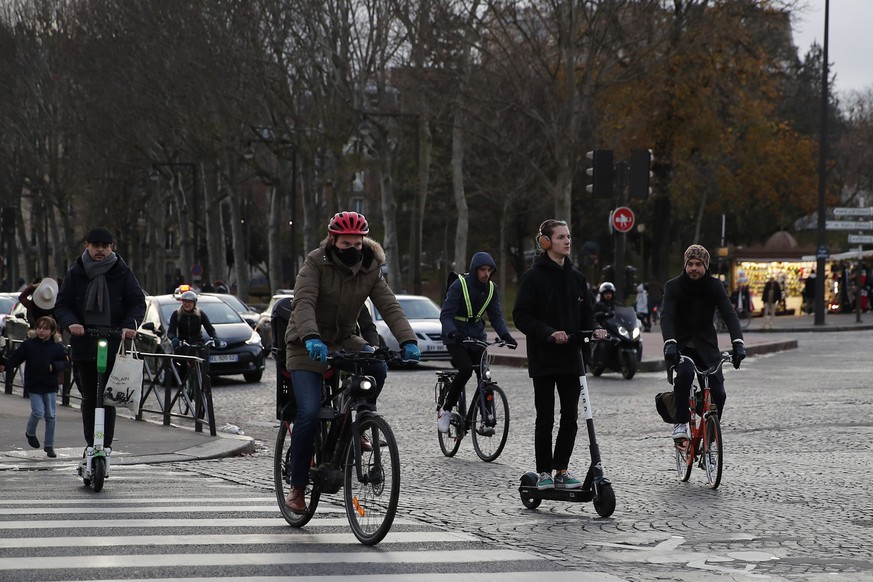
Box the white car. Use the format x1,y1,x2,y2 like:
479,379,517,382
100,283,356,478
366,294,449,362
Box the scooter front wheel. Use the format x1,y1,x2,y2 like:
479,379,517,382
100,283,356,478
91,456,106,492
593,482,616,517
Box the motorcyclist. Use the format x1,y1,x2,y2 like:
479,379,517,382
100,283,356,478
594,282,616,324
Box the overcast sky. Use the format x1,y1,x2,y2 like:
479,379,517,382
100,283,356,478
790,0,873,98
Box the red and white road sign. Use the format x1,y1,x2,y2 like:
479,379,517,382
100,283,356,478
611,206,635,233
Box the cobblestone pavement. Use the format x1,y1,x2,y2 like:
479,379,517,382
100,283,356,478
178,331,873,581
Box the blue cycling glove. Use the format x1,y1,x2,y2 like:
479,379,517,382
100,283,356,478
305,338,328,363
401,343,421,362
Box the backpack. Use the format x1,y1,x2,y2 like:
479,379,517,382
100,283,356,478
655,391,676,424
271,296,296,421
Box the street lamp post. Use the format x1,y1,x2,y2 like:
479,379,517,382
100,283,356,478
152,163,200,283
814,0,830,326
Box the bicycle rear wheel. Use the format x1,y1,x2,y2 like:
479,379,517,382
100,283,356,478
344,415,400,546
274,421,320,526
438,392,463,458
702,414,723,489
471,384,509,462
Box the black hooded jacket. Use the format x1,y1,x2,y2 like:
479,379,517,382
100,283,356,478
512,253,597,377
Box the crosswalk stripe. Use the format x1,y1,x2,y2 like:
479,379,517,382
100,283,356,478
0,517,417,529
0,504,283,515
0,531,478,548
0,549,541,570
0,496,276,505
93,576,624,582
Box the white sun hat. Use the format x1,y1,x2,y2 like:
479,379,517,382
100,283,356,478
33,278,58,310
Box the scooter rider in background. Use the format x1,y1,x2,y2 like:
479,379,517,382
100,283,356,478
594,282,616,323
438,252,518,433
661,244,746,441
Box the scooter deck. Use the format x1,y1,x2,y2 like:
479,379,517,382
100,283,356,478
518,485,595,502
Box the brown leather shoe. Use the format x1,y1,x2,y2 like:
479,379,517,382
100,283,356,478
285,485,306,514
360,434,373,452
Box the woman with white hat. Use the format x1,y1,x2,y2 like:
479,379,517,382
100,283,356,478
18,277,59,328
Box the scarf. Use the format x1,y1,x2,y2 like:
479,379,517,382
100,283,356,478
81,250,118,327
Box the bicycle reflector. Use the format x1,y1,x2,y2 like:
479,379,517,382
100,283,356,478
345,375,377,397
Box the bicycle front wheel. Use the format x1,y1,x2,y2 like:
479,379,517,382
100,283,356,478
703,414,723,489
471,384,509,462
344,415,400,546
274,421,320,527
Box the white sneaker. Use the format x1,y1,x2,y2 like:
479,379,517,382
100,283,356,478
672,422,690,440
437,410,451,433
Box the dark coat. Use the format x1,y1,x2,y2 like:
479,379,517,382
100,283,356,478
512,253,597,377
168,308,217,343
661,271,743,372
763,280,783,304
54,255,146,361
440,252,511,344
3,336,68,394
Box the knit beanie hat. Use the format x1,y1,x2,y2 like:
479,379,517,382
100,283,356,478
683,244,710,270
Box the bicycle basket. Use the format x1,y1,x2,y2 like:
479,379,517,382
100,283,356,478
655,391,676,424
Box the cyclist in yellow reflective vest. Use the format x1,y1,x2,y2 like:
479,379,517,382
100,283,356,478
437,252,517,433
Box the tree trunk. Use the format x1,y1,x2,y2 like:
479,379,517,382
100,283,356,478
451,112,468,272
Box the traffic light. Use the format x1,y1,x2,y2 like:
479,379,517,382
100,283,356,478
586,149,614,199
629,148,653,199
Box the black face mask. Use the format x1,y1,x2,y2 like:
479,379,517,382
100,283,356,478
334,246,362,266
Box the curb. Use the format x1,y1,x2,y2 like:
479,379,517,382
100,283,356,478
491,338,799,373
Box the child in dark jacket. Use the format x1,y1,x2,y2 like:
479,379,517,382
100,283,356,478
0,316,68,457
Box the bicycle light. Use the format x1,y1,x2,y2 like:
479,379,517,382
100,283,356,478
484,369,492,381
346,375,377,397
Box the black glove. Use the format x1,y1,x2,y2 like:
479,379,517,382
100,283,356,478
448,331,468,342
732,341,746,369
663,341,679,366
502,335,518,350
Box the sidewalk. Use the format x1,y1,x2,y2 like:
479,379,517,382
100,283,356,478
0,390,255,470
490,310,873,371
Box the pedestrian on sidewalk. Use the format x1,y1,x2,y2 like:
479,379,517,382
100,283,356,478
512,219,606,491
762,277,782,329
0,316,68,458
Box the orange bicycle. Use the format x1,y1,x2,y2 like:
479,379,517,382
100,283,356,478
673,352,731,489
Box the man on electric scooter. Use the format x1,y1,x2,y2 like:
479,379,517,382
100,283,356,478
54,227,146,466
437,252,517,434
660,244,745,442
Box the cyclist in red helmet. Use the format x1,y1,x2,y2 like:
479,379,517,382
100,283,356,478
282,210,420,514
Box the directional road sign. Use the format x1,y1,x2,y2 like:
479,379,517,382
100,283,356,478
834,207,873,217
825,221,873,230
848,235,873,244
611,206,635,233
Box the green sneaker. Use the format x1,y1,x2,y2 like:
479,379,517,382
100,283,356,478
554,470,582,489
536,472,554,490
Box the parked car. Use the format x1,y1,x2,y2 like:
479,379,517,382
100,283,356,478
255,292,294,352
0,293,19,336
201,293,261,328
135,294,266,383
365,294,449,363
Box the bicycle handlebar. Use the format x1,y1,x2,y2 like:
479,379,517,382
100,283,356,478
459,337,508,349
83,327,125,338
667,351,732,385
546,330,596,345
328,347,399,366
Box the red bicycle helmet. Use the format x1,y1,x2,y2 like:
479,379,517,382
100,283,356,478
328,211,369,235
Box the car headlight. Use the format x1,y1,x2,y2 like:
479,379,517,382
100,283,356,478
246,331,262,345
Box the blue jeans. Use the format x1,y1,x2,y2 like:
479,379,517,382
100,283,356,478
289,361,387,487
27,392,57,448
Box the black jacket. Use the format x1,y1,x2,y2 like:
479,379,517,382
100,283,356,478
661,272,743,372
168,308,217,343
440,252,512,344
3,336,68,394
54,255,146,362
512,254,597,377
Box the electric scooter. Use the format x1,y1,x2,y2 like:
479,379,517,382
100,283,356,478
518,333,616,517
78,329,116,492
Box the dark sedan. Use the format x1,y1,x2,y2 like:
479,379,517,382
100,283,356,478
135,294,266,383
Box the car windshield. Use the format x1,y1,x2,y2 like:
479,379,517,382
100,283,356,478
374,297,441,321
160,301,245,325
217,294,250,313
0,297,17,314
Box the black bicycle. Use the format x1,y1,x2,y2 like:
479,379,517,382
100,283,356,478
434,338,510,462
274,349,401,546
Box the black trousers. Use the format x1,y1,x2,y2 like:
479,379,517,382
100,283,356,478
672,357,726,424
533,374,580,474
442,343,484,411
74,361,116,447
